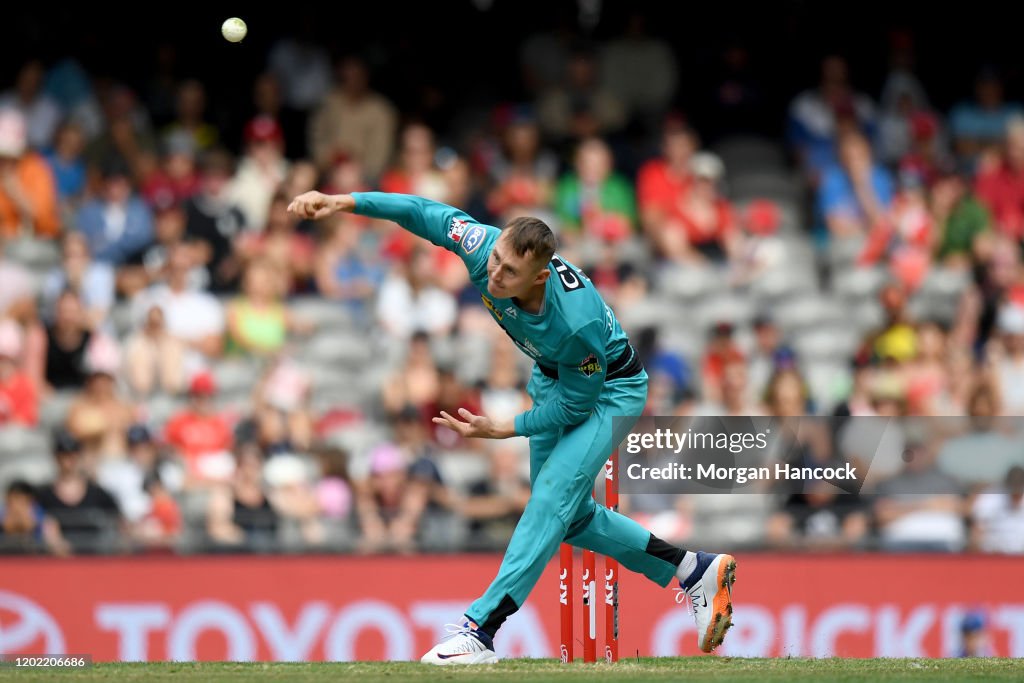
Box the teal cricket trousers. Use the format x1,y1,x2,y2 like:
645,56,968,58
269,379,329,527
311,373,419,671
466,368,680,635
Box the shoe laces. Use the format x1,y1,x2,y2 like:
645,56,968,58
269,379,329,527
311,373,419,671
674,583,702,615
440,623,483,654
442,622,475,640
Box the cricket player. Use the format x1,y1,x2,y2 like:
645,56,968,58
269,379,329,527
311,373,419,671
288,191,736,664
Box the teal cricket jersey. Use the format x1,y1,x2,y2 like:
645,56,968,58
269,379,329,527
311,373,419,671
351,192,639,437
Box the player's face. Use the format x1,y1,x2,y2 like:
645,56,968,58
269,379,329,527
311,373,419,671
486,233,546,299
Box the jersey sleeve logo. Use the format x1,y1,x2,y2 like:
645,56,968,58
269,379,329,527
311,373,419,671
551,256,586,292
462,225,486,254
448,217,468,243
578,353,602,377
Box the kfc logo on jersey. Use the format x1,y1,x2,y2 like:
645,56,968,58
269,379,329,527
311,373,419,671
448,217,469,243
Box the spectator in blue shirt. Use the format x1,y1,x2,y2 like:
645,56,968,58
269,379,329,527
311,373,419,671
43,121,87,209
787,55,877,187
0,480,69,555
949,68,1024,163
75,157,154,266
818,130,894,239
314,216,382,325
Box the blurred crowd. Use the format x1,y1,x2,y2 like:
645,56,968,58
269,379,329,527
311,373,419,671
1,20,1024,557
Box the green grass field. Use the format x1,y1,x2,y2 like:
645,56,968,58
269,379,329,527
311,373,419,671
0,658,1019,683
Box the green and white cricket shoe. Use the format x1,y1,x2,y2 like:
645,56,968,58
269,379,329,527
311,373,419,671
420,622,499,665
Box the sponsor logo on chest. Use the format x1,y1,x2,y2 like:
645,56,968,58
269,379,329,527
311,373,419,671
481,295,503,321
520,338,541,357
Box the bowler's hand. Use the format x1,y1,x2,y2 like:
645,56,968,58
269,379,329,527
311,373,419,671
287,192,354,220
433,408,515,439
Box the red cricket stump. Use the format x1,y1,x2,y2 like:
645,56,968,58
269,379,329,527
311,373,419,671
559,543,573,663
582,548,597,662
604,454,619,663
559,452,619,664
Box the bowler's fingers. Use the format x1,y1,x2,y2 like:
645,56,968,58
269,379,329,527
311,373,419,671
287,198,321,219
434,411,470,435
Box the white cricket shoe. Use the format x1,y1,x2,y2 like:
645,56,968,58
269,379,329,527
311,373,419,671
676,551,737,653
420,622,499,665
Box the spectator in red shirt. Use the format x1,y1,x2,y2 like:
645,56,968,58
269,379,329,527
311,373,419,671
140,472,182,550
138,133,201,211
377,123,448,264
858,170,935,292
898,111,951,190
638,121,698,240
975,118,1024,240
701,322,746,406
379,123,446,200
0,318,37,427
652,152,738,264
163,371,235,487
487,113,557,222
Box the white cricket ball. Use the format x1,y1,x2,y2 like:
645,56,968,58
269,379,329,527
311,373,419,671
221,17,247,43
